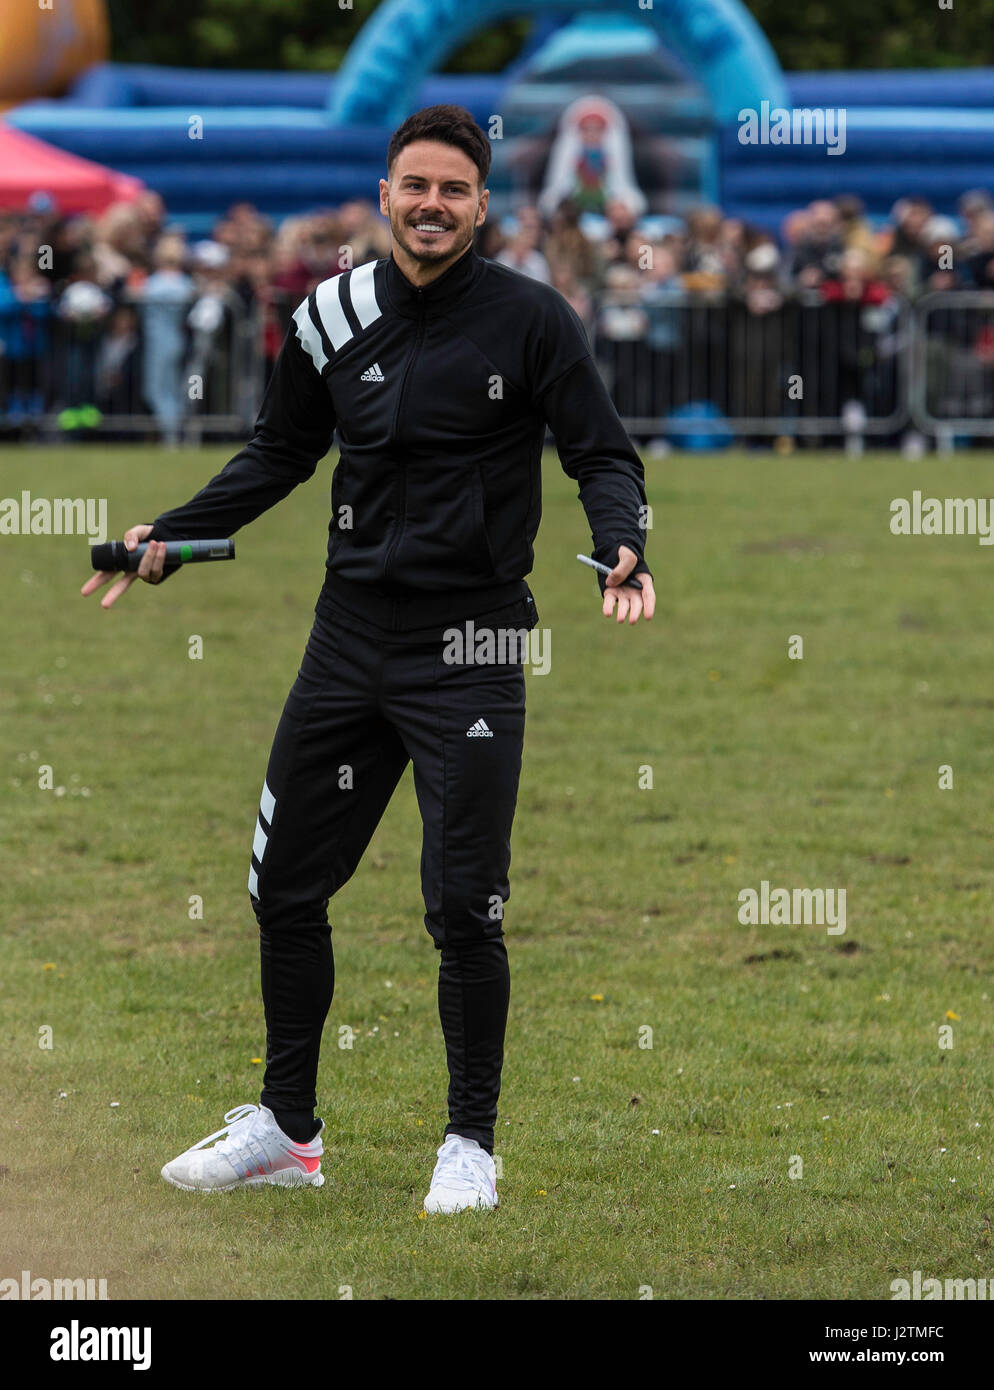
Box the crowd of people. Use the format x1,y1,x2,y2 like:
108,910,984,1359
2,185,993,441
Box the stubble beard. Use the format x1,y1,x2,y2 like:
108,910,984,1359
392,211,473,266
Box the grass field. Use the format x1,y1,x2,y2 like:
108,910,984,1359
3,443,994,1301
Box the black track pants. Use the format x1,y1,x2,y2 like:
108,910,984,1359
247,595,532,1153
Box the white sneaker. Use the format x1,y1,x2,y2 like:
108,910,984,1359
423,1134,498,1214
160,1103,325,1192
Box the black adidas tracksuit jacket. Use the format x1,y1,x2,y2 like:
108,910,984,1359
149,244,652,1151
149,244,652,623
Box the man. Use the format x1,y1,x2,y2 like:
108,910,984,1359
81,105,655,1213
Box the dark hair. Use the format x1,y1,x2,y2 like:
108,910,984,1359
834,193,865,222
387,105,491,189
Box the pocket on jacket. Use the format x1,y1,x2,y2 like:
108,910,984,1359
398,459,496,582
472,463,498,573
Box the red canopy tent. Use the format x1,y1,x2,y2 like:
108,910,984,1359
0,122,143,215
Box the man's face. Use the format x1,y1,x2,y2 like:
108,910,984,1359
808,201,838,240
904,201,931,238
380,140,488,270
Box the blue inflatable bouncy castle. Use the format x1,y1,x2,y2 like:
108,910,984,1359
5,0,994,234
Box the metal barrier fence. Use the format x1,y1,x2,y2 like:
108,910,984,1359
0,286,265,440
593,288,912,438
2,286,992,444
910,292,994,437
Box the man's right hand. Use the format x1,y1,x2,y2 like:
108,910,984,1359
80,524,168,609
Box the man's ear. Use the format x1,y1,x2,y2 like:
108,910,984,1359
477,187,489,225
378,177,390,216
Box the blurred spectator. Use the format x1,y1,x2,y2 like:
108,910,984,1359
728,242,792,422
918,215,963,292
133,191,167,253
594,262,647,421
7,248,50,305
619,228,649,275
187,240,232,402
38,216,90,295
958,189,994,258
92,202,149,291
476,222,506,262
791,200,845,288
741,242,786,314
55,251,112,414
717,217,748,292
964,209,994,289
337,199,391,265
659,231,686,279
683,206,727,290
821,247,890,306
880,255,915,299
0,251,50,418
496,206,551,283
834,194,881,270
600,198,640,267
781,207,810,254
95,304,139,415
140,235,194,446
638,242,683,422
885,197,933,262
549,261,593,336
820,248,893,417
543,197,601,288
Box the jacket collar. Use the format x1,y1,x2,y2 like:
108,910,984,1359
384,243,482,317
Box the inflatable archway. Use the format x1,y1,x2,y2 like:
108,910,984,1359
329,0,787,128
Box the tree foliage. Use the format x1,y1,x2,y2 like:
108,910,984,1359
106,0,994,73
107,0,531,73
748,0,994,70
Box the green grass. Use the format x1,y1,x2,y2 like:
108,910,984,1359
2,444,993,1300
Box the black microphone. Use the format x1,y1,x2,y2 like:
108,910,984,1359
91,539,235,572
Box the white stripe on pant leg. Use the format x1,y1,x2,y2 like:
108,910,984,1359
249,780,276,897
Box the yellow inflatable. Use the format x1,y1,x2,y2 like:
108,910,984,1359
0,0,108,110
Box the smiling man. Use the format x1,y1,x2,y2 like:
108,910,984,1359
83,105,654,1213
387,142,479,269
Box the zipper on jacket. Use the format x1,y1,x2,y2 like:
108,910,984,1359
382,289,425,584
